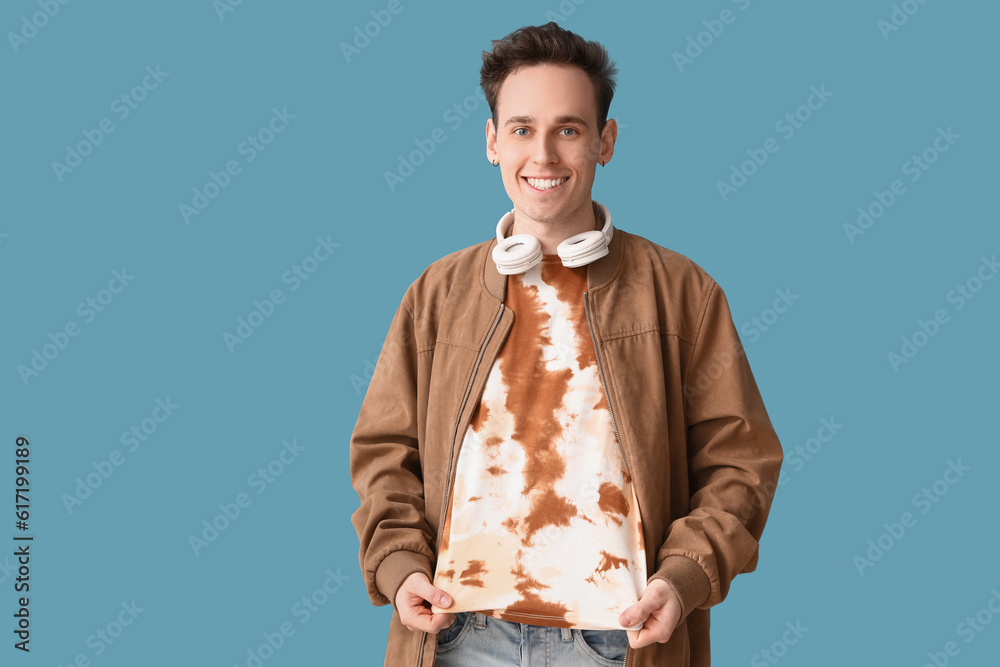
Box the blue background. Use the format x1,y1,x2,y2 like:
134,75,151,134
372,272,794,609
2,0,998,665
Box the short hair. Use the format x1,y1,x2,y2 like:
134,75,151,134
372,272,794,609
480,22,618,135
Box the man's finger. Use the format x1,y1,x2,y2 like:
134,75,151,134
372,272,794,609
626,615,673,649
414,578,452,608
428,612,456,633
620,579,672,627
402,609,455,634
627,627,656,649
619,594,658,628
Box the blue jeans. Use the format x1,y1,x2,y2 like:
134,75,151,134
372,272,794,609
434,612,629,666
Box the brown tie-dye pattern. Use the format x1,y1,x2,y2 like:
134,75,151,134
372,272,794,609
469,402,490,432
597,482,630,525
595,550,629,574
431,259,647,630
437,491,452,555
586,551,630,586
521,487,578,545
501,272,573,491
499,271,582,544
541,260,596,371
460,560,488,588
501,561,571,627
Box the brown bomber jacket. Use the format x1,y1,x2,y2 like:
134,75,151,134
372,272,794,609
350,224,784,666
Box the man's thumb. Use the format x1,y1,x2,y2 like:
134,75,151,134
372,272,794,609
413,576,452,608
619,601,649,628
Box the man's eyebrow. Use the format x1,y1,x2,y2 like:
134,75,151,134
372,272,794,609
504,115,590,127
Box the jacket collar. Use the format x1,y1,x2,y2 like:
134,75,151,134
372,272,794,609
482,208,625,302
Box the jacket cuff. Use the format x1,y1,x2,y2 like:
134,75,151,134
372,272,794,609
648,555,712,626
375,550,434,609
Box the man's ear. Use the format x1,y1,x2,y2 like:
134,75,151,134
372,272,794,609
485,117,498,164
598,118,618,166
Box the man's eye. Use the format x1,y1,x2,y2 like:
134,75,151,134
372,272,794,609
561,128,578,136
514,128,529,136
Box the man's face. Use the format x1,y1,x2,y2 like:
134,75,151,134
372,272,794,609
486,63,616,230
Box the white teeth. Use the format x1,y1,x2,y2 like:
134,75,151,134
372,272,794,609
526,177,566,190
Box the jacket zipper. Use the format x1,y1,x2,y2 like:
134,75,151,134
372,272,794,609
417,302,507,667
584,291,630,667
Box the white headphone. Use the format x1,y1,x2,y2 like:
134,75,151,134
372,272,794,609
492,202,614,275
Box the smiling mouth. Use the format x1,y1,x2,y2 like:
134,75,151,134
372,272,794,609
524,176,568,191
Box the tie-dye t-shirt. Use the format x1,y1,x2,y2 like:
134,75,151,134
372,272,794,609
431,254,647,630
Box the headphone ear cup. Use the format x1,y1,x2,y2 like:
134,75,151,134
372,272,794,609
493,233,542,275
556,230,609,267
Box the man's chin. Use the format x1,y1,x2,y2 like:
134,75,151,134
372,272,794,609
509,199,581,226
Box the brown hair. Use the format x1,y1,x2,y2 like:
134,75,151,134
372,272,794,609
480,22,618,135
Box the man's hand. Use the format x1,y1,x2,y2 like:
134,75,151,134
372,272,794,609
395,572,455,634
618,578,683,649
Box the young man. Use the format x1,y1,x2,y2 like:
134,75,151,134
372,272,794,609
351,23,783,666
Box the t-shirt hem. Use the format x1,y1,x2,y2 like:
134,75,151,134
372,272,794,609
472,609,642,632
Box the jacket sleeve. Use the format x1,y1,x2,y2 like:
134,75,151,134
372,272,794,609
350,291,436,608
648,280,783,622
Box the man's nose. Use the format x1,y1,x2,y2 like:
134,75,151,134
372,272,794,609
531,135,558,163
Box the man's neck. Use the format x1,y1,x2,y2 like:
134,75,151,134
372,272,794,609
511,201,603,255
